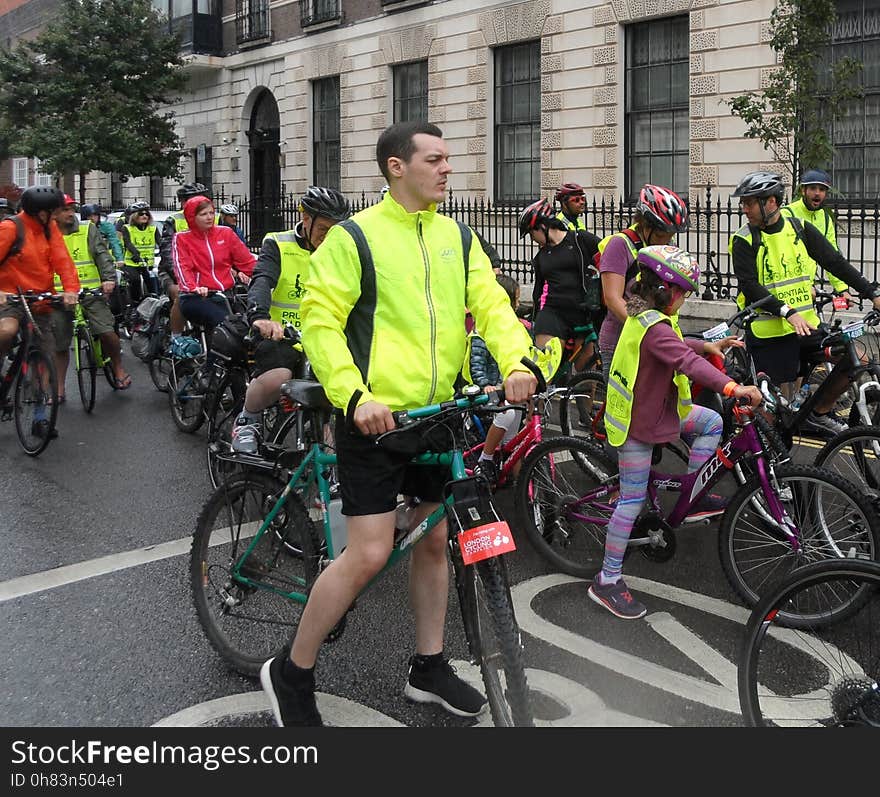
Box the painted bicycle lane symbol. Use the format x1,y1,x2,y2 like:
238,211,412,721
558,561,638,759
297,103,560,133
157,573,766,727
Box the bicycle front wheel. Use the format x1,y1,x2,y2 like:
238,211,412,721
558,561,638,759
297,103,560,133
456,555,533,726
739,558,880,727
814,426,880,504
191,472,321,677
558,371,606,441
14,347,59,456
719,463,880,625
75,329,97,413
513,436,617,578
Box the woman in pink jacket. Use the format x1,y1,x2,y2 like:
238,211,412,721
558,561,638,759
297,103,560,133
172,195,255,330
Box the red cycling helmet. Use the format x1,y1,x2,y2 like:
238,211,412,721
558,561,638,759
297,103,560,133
62,194,77,206
518,198,561,238
555,182,585,201
636,184,689,233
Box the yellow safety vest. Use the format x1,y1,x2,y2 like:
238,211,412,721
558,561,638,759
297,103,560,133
605,309,692,447
556,211,585,232
56,222,101,291
781,198,845,292
171,211,221,233
731,218,819,338
264,231,311,330
123,224,157,268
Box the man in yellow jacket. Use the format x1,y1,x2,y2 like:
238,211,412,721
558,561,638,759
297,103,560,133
259,120,537,727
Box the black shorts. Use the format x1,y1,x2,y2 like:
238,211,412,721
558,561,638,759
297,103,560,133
334,414,449,516
746,329,833,385
533,304,594,341
253,338,304,378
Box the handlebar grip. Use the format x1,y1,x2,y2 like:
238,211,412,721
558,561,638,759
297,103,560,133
518,356,547,394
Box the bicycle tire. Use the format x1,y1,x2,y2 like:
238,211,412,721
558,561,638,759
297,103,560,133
456,555,533,726
206,369,247,488
738,558,880,727
101,348,117,391
558,371,607,441
168,359,206,433
719,463,880,626
14,347,59,456
191,471,321,677
513,435,617,578
75,330,97,413
814,425,880,503
149,355,171,393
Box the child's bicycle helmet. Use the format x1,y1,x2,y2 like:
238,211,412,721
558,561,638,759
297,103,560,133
637,244,700,293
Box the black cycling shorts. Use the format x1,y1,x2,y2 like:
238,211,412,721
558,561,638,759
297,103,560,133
746,329,840,385
533,304,594,341
333,414,449,516
253,338,304,378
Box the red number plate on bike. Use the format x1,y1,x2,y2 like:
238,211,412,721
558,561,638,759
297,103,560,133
458,521,516,565
833,296,849,310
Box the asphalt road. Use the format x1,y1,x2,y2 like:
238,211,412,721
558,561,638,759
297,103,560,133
0,351,821,729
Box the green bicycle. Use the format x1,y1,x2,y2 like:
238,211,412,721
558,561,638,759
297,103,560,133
72,288,120,412
191,378,542,727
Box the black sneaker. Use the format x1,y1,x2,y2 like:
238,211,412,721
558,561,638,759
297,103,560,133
404,655,487,717
31,420,58,440
260,651,323,727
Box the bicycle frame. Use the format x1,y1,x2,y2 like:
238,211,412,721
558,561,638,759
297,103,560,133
567,411,800,547
463,400,544,487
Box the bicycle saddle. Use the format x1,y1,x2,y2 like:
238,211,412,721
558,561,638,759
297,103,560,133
280,379,331,410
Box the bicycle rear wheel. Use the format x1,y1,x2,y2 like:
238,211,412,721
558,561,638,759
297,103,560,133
719,463,880,625
739,558,880,727
168,358,206,433
75,330,97,413
191,471,321,677
14,347,59,456
513,436,617,578
207,369,247,488
558,371,606,441
455,554,533,726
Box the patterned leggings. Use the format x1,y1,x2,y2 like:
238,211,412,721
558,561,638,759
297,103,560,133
599,404,723,583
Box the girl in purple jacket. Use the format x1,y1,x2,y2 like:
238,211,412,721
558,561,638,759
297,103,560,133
588,245,762,620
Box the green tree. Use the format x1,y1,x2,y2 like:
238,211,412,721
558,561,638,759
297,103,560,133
725,0,862,188
0,0,189,203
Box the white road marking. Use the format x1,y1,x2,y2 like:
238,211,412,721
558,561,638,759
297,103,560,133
0,523,257,603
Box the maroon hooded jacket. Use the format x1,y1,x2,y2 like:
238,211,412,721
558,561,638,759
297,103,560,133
171,196,254,291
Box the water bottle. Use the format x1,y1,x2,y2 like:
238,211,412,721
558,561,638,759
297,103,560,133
327,497,348,556
790,383,812,411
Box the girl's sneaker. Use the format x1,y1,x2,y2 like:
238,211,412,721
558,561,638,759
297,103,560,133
588,577,647,619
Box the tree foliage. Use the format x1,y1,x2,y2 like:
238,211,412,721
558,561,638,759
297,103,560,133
0,0,189,199
725,0,862,187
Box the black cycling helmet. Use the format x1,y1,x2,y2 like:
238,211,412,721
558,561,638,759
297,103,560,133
176,182,211,202
731,171,786,201
300,186,351,221
19,186,64,216
80,203,101,220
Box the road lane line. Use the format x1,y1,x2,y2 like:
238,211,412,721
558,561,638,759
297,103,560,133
0,523,258,602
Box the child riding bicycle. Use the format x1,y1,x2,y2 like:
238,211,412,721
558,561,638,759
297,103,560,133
590,245,762,620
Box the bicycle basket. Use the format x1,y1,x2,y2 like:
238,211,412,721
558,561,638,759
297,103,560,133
170,335,202,359
211,315,249,365
375,419,456,458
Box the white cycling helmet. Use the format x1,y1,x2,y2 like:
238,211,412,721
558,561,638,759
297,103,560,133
220,203,239,216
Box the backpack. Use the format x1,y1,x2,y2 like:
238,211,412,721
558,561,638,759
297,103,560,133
0,216,25,267
591,227,643,311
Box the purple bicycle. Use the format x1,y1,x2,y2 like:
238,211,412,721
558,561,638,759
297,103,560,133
513,382,880,618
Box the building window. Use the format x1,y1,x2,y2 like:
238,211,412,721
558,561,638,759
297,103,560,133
494,41,541,203
12,158,27,188
150,176,165,207
625,15,689,200
825,0,880,200
301,0,340,27
393,60,428,123
33,158,53,187
194,145,213,192
313,76,340,188
236,0,270,43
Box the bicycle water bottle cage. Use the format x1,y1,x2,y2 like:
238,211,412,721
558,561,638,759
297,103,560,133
170,336,202,359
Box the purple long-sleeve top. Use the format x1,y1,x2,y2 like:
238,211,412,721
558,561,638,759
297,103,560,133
627,321,732,444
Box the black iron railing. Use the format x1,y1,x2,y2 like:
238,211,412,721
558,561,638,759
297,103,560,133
207,185,880,298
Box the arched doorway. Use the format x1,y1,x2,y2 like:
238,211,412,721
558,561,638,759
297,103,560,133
246,89,281,244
